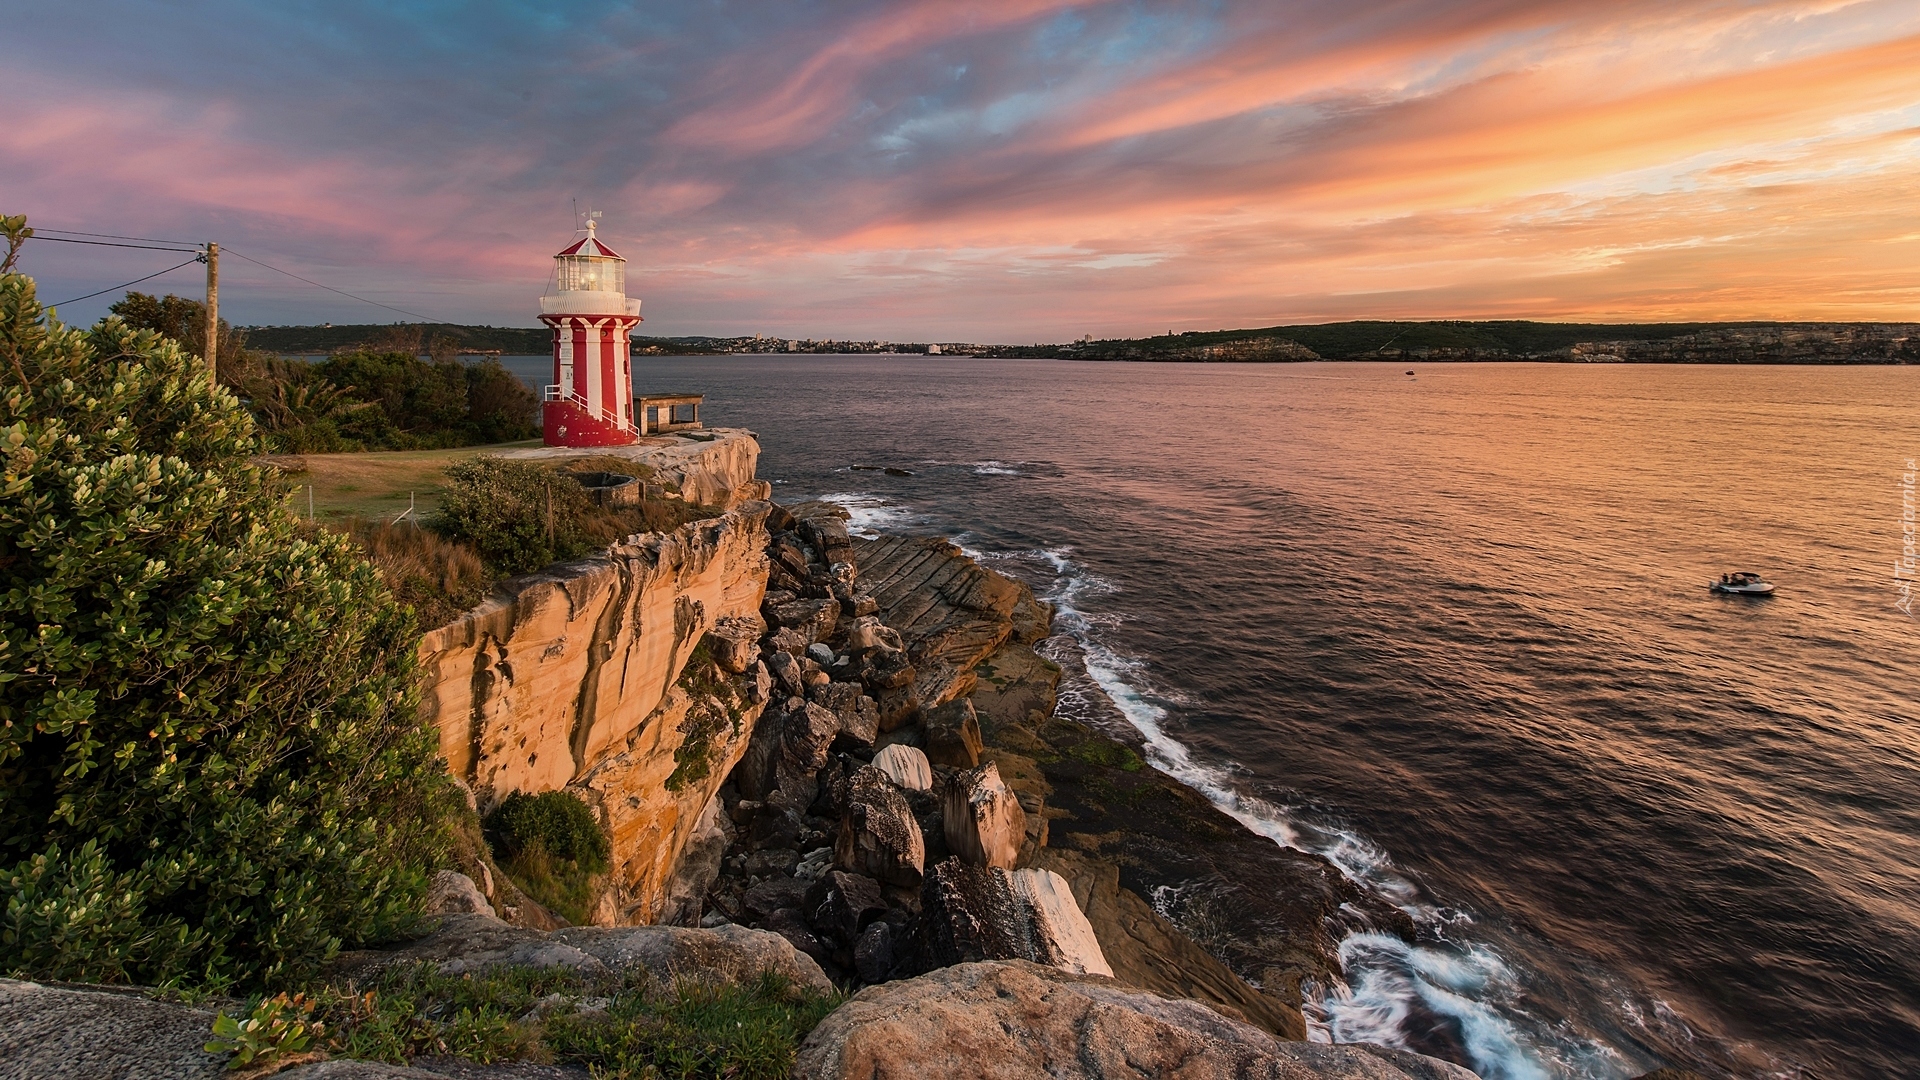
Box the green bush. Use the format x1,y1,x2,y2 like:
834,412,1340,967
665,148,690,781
484,791,608,870
482,791,609,925
0,217,449,989
432,457,614,575
107,292,540,452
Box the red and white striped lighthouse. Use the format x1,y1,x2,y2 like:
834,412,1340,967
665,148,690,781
539,220,642,447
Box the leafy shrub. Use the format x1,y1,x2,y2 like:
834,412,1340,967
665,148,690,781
483,790,609,926
108,292,539,452
206,993,324,1069
432,457,620,575
0,220,449,989
485,791,609,870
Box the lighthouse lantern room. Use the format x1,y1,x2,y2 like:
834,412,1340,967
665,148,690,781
539,219,643,447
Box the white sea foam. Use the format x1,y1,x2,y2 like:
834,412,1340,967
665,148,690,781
972,460,1024,475
814,492,918,538
1023,543,1606,1080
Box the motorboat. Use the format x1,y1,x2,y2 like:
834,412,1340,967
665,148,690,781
1709,572,1775,595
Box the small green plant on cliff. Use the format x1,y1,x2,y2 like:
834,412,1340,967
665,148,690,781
205,993,324,1070
483,791,608,925
0,215,450,989
666,643,742,793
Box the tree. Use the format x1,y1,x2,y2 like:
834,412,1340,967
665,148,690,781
0,216,448,989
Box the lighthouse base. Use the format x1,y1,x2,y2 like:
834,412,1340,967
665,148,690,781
544,401,637,448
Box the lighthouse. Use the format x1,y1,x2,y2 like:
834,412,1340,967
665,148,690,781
539,220,642,446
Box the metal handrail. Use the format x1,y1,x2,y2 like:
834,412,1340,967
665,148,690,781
544,384,642,436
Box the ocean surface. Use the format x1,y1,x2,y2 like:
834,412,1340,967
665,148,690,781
514,354,1919,1078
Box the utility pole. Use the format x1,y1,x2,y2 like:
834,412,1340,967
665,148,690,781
203,242,219,379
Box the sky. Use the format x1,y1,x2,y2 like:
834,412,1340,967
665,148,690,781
4,0,1919,341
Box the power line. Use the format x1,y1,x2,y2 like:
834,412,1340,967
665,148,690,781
37,227,201,247
48,258,204,307
27,235,203,254
221,247,439,323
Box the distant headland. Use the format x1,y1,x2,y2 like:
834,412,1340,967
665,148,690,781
242,319,1920,364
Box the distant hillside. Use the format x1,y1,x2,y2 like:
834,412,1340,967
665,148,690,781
242,323,725,355
983,320,1920,364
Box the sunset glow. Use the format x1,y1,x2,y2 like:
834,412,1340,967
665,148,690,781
5,0,1918,337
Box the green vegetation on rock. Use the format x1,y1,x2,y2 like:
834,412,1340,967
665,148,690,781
0,216,449,990
285,963,837,1079
482,791,609,925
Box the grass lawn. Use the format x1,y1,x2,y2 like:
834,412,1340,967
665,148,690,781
266,439,544,522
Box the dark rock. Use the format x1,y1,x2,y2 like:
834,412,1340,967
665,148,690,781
806,642,837,666
744,848,798,878
771,537,813,581
917,861,1109,977
705,616,764,674
769,700,841,813
805,870,890,943
834,765,926,887
747,805,804,851
764,503,796,533
854,921,895,984
766,652,807,699
812,682,880,748
742,876,810,921
771,599,840,644
943,761,1026,869
661,796,732,927
1032,849,1307,1040
922,699,983,769
872,685,921,733
766,907,831,965
732,709,785,801
768,625,811,655
864,647,917,691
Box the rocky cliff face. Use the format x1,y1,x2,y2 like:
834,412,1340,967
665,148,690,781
417,501,774,925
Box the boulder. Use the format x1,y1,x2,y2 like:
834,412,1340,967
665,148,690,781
854,921,896,984
660,794,732,926
921,699,984,769
864,647,917,692
767,652,807,699
554,922,833,995
424,870,498,919
742,874,811,921
872,685,921,732
766,907,831,966
847,616,905,654
791,960,1479,1080
771,599,841,644
943,762,1026,870
773,700,843,810
0,978,226,1079
807,642,837,667
805,870,890,943
834,766,926,887
705,616,765,674
919,862,1111,978
770,626,813,655
871,743,933,792
329,914,609,981
1032,849,1307,1040
811,682,879,748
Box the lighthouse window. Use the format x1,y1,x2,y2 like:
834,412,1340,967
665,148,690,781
556,256,624,294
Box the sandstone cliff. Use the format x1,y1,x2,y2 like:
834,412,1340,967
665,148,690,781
417,501,774,925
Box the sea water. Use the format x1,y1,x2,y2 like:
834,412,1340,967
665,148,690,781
552,355,1918,1078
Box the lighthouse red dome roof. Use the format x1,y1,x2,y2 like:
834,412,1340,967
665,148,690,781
556,232,624,260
